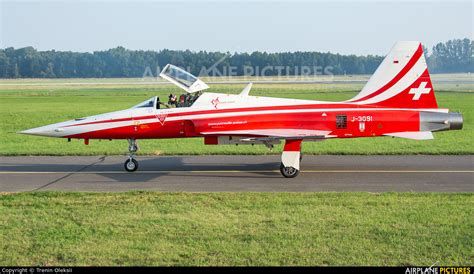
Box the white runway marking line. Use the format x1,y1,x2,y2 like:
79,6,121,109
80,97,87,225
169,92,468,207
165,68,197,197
0,170,473,174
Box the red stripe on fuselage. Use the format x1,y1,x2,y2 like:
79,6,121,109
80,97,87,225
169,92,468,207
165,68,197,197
67,103,372,128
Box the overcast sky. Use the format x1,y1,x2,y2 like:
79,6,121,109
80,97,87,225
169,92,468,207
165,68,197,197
1,0,472,55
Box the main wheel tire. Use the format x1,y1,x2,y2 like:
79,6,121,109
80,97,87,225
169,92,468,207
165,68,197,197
280,163,300,178
124,158,138,172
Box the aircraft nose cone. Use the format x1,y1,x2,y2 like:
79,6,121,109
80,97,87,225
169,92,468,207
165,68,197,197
19,128,42,136
19,124,65,137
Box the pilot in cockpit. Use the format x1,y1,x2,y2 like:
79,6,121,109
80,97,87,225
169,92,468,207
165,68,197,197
168,93,178,107
189,91,202,105
164,92,202,108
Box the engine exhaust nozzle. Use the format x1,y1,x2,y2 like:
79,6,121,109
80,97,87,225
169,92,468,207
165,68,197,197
448,112,463,130
420,111,463,132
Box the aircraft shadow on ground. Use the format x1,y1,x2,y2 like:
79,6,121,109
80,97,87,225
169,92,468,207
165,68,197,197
1,156,283,183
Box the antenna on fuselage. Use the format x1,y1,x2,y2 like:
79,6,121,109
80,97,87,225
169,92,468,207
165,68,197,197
239,83,253,97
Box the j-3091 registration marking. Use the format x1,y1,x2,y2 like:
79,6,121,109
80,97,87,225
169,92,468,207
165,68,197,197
351,116,373,122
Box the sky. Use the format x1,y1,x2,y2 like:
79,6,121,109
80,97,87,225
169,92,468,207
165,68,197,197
1,0,472,55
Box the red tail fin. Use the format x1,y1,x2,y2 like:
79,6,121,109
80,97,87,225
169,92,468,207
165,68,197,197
348,41,438,109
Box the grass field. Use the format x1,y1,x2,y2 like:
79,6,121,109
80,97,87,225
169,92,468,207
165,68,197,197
0,192,472,266
0,77,472,155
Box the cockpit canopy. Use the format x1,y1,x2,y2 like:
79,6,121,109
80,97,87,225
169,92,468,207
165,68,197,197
131,66,210,110
159,64,209,93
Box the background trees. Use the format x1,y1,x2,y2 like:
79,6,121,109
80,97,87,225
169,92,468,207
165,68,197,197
0,38,471,78
428,38,473,73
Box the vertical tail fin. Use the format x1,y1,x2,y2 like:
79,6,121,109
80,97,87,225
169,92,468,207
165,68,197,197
348,41,438,109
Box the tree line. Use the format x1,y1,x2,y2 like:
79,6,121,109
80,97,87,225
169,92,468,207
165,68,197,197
0,38,471,78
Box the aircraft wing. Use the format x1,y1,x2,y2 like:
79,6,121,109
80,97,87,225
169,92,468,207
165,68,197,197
200,129,332,141
383,131,434,140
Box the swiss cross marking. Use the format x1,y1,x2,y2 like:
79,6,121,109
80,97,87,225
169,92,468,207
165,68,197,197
409,82,431,100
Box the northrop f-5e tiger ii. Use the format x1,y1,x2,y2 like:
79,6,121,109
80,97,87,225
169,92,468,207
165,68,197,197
21,41,463,178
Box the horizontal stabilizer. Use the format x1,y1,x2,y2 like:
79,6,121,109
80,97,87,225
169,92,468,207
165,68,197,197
383,131,434,140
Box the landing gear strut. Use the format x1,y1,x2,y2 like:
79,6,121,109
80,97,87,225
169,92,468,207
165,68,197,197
124,138,139,172
280,139,303,178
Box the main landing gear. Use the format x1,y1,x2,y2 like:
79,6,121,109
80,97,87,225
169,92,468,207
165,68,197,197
279,139,303,178
280,163,300,178
124,138,139,172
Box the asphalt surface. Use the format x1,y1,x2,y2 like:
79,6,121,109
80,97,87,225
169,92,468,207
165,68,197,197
0,155,473,192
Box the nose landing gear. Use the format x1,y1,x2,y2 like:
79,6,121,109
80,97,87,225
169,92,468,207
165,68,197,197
124,158,138,172
124,139,139,172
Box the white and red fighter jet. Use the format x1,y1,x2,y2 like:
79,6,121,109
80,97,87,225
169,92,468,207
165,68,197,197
21,41,463,178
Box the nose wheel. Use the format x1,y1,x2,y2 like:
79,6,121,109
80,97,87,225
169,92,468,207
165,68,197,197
125,158,138,172
124,138,139,172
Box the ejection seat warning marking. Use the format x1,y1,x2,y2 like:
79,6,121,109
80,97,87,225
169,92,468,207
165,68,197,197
156,113,168,125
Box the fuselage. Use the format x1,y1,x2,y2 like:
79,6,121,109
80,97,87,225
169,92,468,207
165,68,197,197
20,92,458,141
